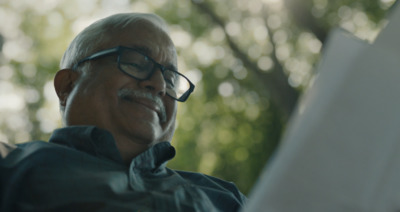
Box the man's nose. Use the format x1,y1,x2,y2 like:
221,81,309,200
138,69,167,97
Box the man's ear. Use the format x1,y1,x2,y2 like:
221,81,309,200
54,69,80,107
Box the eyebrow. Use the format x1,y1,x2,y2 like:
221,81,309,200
129,45,152,55
127,45,178,72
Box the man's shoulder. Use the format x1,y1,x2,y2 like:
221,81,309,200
171,169,247,208
173,169,246,199
175,170,236,188
0,142,17,159
0,140,61,163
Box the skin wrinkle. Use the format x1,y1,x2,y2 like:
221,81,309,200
117,88,167,123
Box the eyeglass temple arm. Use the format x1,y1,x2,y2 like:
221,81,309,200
73,47,121,70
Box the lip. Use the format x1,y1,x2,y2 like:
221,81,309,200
133,98,160,113
122,96,164,120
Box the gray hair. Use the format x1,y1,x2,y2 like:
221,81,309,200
59,13,170,70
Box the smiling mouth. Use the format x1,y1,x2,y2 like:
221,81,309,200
118,89,167,123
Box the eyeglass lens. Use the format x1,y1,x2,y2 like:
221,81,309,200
118,49,191,100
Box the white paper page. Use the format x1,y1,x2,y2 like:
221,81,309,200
244,4,400,212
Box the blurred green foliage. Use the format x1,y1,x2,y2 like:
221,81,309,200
0,0,396,195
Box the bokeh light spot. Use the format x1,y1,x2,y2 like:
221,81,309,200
225,22,241,36
218,82,234,97
257,56,274,71
234,148,249,161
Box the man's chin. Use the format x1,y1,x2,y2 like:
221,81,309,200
124,126,164,144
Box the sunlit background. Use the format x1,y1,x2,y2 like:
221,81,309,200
0,0,396,194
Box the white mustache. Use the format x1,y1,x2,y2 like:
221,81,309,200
117,88,167,123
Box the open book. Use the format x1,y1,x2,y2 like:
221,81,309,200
244,3,400,211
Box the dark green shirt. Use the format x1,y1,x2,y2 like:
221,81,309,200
0,126,245,211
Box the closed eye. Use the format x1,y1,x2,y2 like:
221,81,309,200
120,62,147,72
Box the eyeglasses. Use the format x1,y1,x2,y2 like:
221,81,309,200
73,46,195,102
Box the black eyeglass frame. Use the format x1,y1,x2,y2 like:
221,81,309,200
72,46,195,102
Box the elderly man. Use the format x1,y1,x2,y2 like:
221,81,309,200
0,13,245,211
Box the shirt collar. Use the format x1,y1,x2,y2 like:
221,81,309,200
49,126,124,164
130,141,175,172
49,126,175,170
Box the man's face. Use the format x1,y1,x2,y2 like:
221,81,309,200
59,21,178,158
